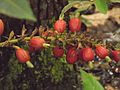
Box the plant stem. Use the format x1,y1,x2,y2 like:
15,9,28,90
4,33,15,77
74,1,93,15
59,1,93,19
0,36,39,47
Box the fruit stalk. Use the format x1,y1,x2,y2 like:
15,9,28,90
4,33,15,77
105,56,112,62
13,45,20,49
43,43,50,48
88,61,94,69
26,61,34,68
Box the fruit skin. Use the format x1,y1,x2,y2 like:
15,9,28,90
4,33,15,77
0,19,4,36
82,47,94,62
112,50,120,62
54,19,66,33
16,48,30,63
53,46,64,58
66,48,78,64
69,17,81,32
29,37,45,50
95,46,109,59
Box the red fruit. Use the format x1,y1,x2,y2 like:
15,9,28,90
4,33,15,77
66,48,78,64
42,30,55,37
82,47,94,62
29,37,45,50
112,50,120,62
69,17,81,32
0,19,4,36
95,46,109,59
16,48,30,63
53,46,64,58
54,19,66,33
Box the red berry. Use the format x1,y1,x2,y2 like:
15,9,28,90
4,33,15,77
42,30,55,37
29,37,45,50
16,48,30,63
54,19,66,33
69,17,81,32
82,47,94,62
66,48,78,64
53,46,64,58
0,19,4,36
112,50,120,62
95,46,109,59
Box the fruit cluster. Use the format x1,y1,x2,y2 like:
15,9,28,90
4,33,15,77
53,18,120,65
0,17,120,69
53,44,120,64
54,17,81,33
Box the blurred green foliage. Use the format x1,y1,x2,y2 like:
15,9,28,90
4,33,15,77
0,0,36,21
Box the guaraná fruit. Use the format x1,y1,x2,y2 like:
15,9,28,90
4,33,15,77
0,19,4,36
66,48,78,64
16,48,34,68
95,45,111,62
29,37,49,51
95,45,109,59
69,17,81,32
82,47,94,62
112,50,120,62
53,46,64,58
54,19,66,33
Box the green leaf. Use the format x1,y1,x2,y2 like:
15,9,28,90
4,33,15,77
0,0,36,21
94,0,108,14
80,69,104,90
